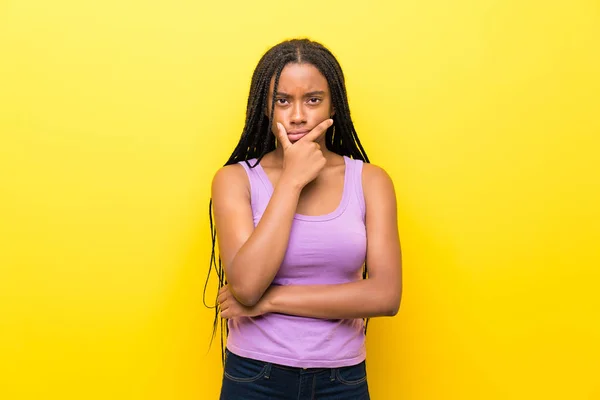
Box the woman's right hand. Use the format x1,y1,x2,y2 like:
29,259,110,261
275,118,333,189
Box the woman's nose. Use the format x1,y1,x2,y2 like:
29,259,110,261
290,103,306,124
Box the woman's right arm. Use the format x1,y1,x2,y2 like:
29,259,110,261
212,119,332,306
211,166,302,307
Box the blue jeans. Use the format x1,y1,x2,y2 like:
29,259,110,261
220,349,370,399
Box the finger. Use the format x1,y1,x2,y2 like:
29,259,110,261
275,122,292,150
300,118,333,143
217,292,226,305
220,303,231,319
217,287,227,302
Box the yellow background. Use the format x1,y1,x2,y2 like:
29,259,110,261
1,0,599,399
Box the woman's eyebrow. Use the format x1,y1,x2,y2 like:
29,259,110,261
275,91,326,97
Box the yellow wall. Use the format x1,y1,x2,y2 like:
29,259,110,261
1,1,599,399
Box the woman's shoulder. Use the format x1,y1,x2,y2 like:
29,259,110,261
361,162,395,195
213,162,246,179
211,162,251,196
361,162,391,179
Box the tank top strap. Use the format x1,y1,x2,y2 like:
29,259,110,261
345,156,366,221
238,158,268,218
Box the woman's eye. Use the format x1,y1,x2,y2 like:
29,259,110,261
276,98,288,105
308,98,321,104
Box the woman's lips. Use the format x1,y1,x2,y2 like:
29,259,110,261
287,130,309,142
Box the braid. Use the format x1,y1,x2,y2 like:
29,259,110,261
203,39,373,360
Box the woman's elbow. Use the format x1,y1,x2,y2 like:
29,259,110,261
230,283,262,307
384,292,402,316
386,303,400,317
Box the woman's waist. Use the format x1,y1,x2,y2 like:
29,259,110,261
226,314,365,365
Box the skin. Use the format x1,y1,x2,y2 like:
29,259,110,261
212,62,402,319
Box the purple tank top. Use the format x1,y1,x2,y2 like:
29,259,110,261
226,156,367,368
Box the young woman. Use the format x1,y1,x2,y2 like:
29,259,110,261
208,38,402,399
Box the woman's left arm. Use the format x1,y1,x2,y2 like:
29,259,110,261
219,164,402,320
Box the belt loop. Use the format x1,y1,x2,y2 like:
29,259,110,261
264,363,272,379
329,368,336,382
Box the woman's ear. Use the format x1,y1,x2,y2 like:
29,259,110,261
331,107,336,117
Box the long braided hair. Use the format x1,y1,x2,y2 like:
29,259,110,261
203,38,371,364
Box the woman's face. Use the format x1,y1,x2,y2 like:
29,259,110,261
266,62,334,144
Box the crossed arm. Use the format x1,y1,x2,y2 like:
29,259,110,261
212,162,402,320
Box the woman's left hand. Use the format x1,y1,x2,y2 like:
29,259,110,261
218,285,267,319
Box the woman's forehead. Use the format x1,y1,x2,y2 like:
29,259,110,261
270,63,329,92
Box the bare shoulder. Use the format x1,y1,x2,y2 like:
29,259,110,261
362,163,396,196
211,163,249,198
362,163,398,229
